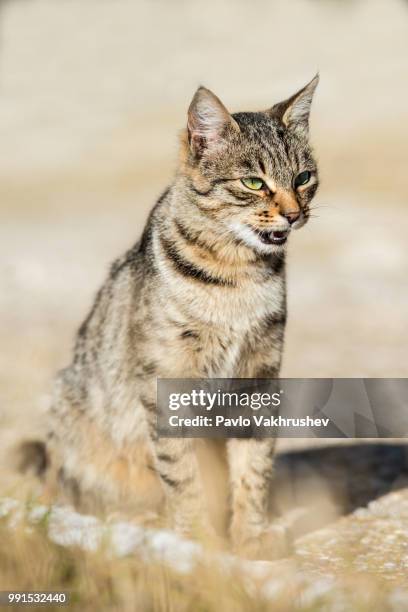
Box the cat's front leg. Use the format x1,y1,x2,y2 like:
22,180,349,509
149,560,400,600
141,394,209,535
152,437,210,535
227,437,291,560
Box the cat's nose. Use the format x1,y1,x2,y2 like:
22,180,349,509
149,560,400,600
282,211,300,225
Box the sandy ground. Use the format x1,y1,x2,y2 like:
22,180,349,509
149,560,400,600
0,0,407,481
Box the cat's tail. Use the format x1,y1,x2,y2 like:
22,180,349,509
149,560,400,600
15,439,49,478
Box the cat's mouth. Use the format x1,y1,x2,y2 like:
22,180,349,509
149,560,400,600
254,228,289,246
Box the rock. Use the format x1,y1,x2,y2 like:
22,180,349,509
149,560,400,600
295,489,408,582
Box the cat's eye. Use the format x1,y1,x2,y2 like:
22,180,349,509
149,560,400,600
294,171,311,188
241,177,264,190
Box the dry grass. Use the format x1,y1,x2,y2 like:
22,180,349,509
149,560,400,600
0,493,407,612
0,514,268,612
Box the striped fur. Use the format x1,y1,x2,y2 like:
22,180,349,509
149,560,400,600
42,77,319,559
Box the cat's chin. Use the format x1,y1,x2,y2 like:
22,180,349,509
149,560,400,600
230,222,289,255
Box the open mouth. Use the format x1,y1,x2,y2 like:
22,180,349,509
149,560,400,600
255,229,289,246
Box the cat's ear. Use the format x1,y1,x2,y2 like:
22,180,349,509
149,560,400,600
187,87,240,157
267,74,319,134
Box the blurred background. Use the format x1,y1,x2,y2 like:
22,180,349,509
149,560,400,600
0,0,407,453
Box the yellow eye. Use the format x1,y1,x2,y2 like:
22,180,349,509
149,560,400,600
241,177,264,190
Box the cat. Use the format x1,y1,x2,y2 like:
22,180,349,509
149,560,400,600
20,75,319,559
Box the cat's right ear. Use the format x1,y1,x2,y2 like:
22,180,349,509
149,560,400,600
187,87,239,157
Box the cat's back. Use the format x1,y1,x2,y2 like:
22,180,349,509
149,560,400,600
55,190,170,406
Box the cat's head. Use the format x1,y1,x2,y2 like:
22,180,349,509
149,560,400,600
181,76,319,255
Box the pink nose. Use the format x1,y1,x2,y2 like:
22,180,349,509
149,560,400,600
282,211,300,225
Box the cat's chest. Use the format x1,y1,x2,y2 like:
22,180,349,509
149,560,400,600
155,272,285,377
189,278,285,376
200,275,284,328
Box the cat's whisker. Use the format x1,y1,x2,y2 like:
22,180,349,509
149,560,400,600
311,202,343,213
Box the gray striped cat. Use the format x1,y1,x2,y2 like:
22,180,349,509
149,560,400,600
30,76,319,559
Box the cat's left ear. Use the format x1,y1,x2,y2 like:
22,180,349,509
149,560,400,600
266,74,319,135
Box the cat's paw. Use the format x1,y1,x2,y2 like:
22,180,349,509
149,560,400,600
232,522,293,561
174,519,225,549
